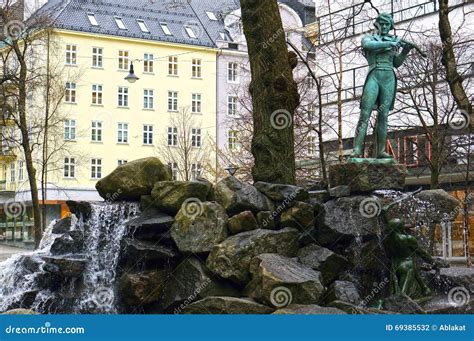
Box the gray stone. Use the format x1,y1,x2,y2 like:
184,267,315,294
329,186,351,198
257,211,276,230
182,297,274,314
120,238,178,267
329,163,406,192
127,207,174,241
41,256,87,278
151,181,212,215
309,190,330,204
206,228,299,284
162,258,239,310
383,293,425,314
228,211,259,235
439,267,474,293
280,201,314,232
51,217,73,234
118,270,167,306
1,309,39,315
325,281,361,305
50,230,84,255
254,182,309,202
66,201,92,220
214,177,274,215
171,202,228,253
273,304,346,315
245,254,325,307
96,157,171,201
297,244,348,285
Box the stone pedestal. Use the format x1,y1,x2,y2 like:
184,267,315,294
329,161,407,193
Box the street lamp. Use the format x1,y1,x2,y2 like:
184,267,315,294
225,164,239,177
125,62,139,83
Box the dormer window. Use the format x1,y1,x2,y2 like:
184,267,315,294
185,26,197,39
137,20,149,33
206,11,218,21
160,23,172,36
87,13,98,26
114,17,127,30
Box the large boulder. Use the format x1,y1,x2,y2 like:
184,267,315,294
206,228,299,284
273,305,346,315
51,216,73,234
118,270,167,307
120,238,178,268
66,201,93,220
214,177,274,215
383,293,425,314
280,201,314,232
228,211,259,235
254,182,309,202
50,230,84,255
96,157,171,201
127,207,174,242
297,244,348,285
316,196,383,247
181,297,274,314
245,254,325,307
162,258,239,311
171,202,228,253
41,256,87,278
151,181,212,215
324,281,361,305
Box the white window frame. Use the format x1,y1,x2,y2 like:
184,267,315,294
117,123,129,144
92,47,103,68
114,16,127,30
143,89,154,109
65,44,77,65
144,53,154,73
118,87,129,107
10,161,15,183
206,11,218,21
143,125,154,145
160,22,172,36
64,157,76,179
192,58,202,78
118,50,129,71
227,95,238,116
64,119,76,141
65,82,77,103
167,127,178,146
92,84,103,105
91,159,102,179
91,121,103,142
137,19,149,33
228,62,238,83
87,13,99,26
168,91,178,112
18,160,24,181
168,56,178,76
192,128,202,148
118,160,128,166
191,93,202,113
168,162,178,181
228,130,237,150
191,163,202,180
185,26,197,39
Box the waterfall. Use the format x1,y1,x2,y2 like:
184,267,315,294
0,202,139,314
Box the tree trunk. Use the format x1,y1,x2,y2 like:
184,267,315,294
241,0,300,184
438,0,472,126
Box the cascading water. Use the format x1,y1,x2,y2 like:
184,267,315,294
0,202,139,314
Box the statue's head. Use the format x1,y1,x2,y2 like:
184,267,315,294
375,13,394,35
388,218,404,231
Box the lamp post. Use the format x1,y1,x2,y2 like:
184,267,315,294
125,62,139,83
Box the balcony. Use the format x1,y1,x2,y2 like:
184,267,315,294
0,148,17,162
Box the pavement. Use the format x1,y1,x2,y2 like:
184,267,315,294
0,244,27,262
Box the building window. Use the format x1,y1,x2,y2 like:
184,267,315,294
64,157,76,178
206,11,218,21
144,89,154,109
168,91,178,111
18,160,24,181
92,47,103,68
118,123,128,143
307,136,316,155
167,127,178,146
118,50,129,71
192,59,202,78
192,94,202,113
192,128,202,147
91,121,102,142
228,130,237,150
118,160,128,166
168,162,178,181
168,56,178,76
160,22,172,36
87,13,99,26
92,84,103,105
65,44,77,65
114,16,127,30
228,62,238,82
191,163,202,180
144,53,154,73
91,159,102,179
64,119,76,141
118,87,129,107
65,82,76,103
227,95,237,116
10,161,15,183
404,136,419,167
143,125,154,145
137,19,149,33
184,26,197,39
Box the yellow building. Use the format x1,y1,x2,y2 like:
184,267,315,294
0,0,222,244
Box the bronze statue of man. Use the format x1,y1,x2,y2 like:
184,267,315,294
351,13,415,160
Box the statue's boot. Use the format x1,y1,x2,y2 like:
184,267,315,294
376,128,393,159
351,122,368,158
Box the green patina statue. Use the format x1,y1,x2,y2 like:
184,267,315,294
351,13,417,162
